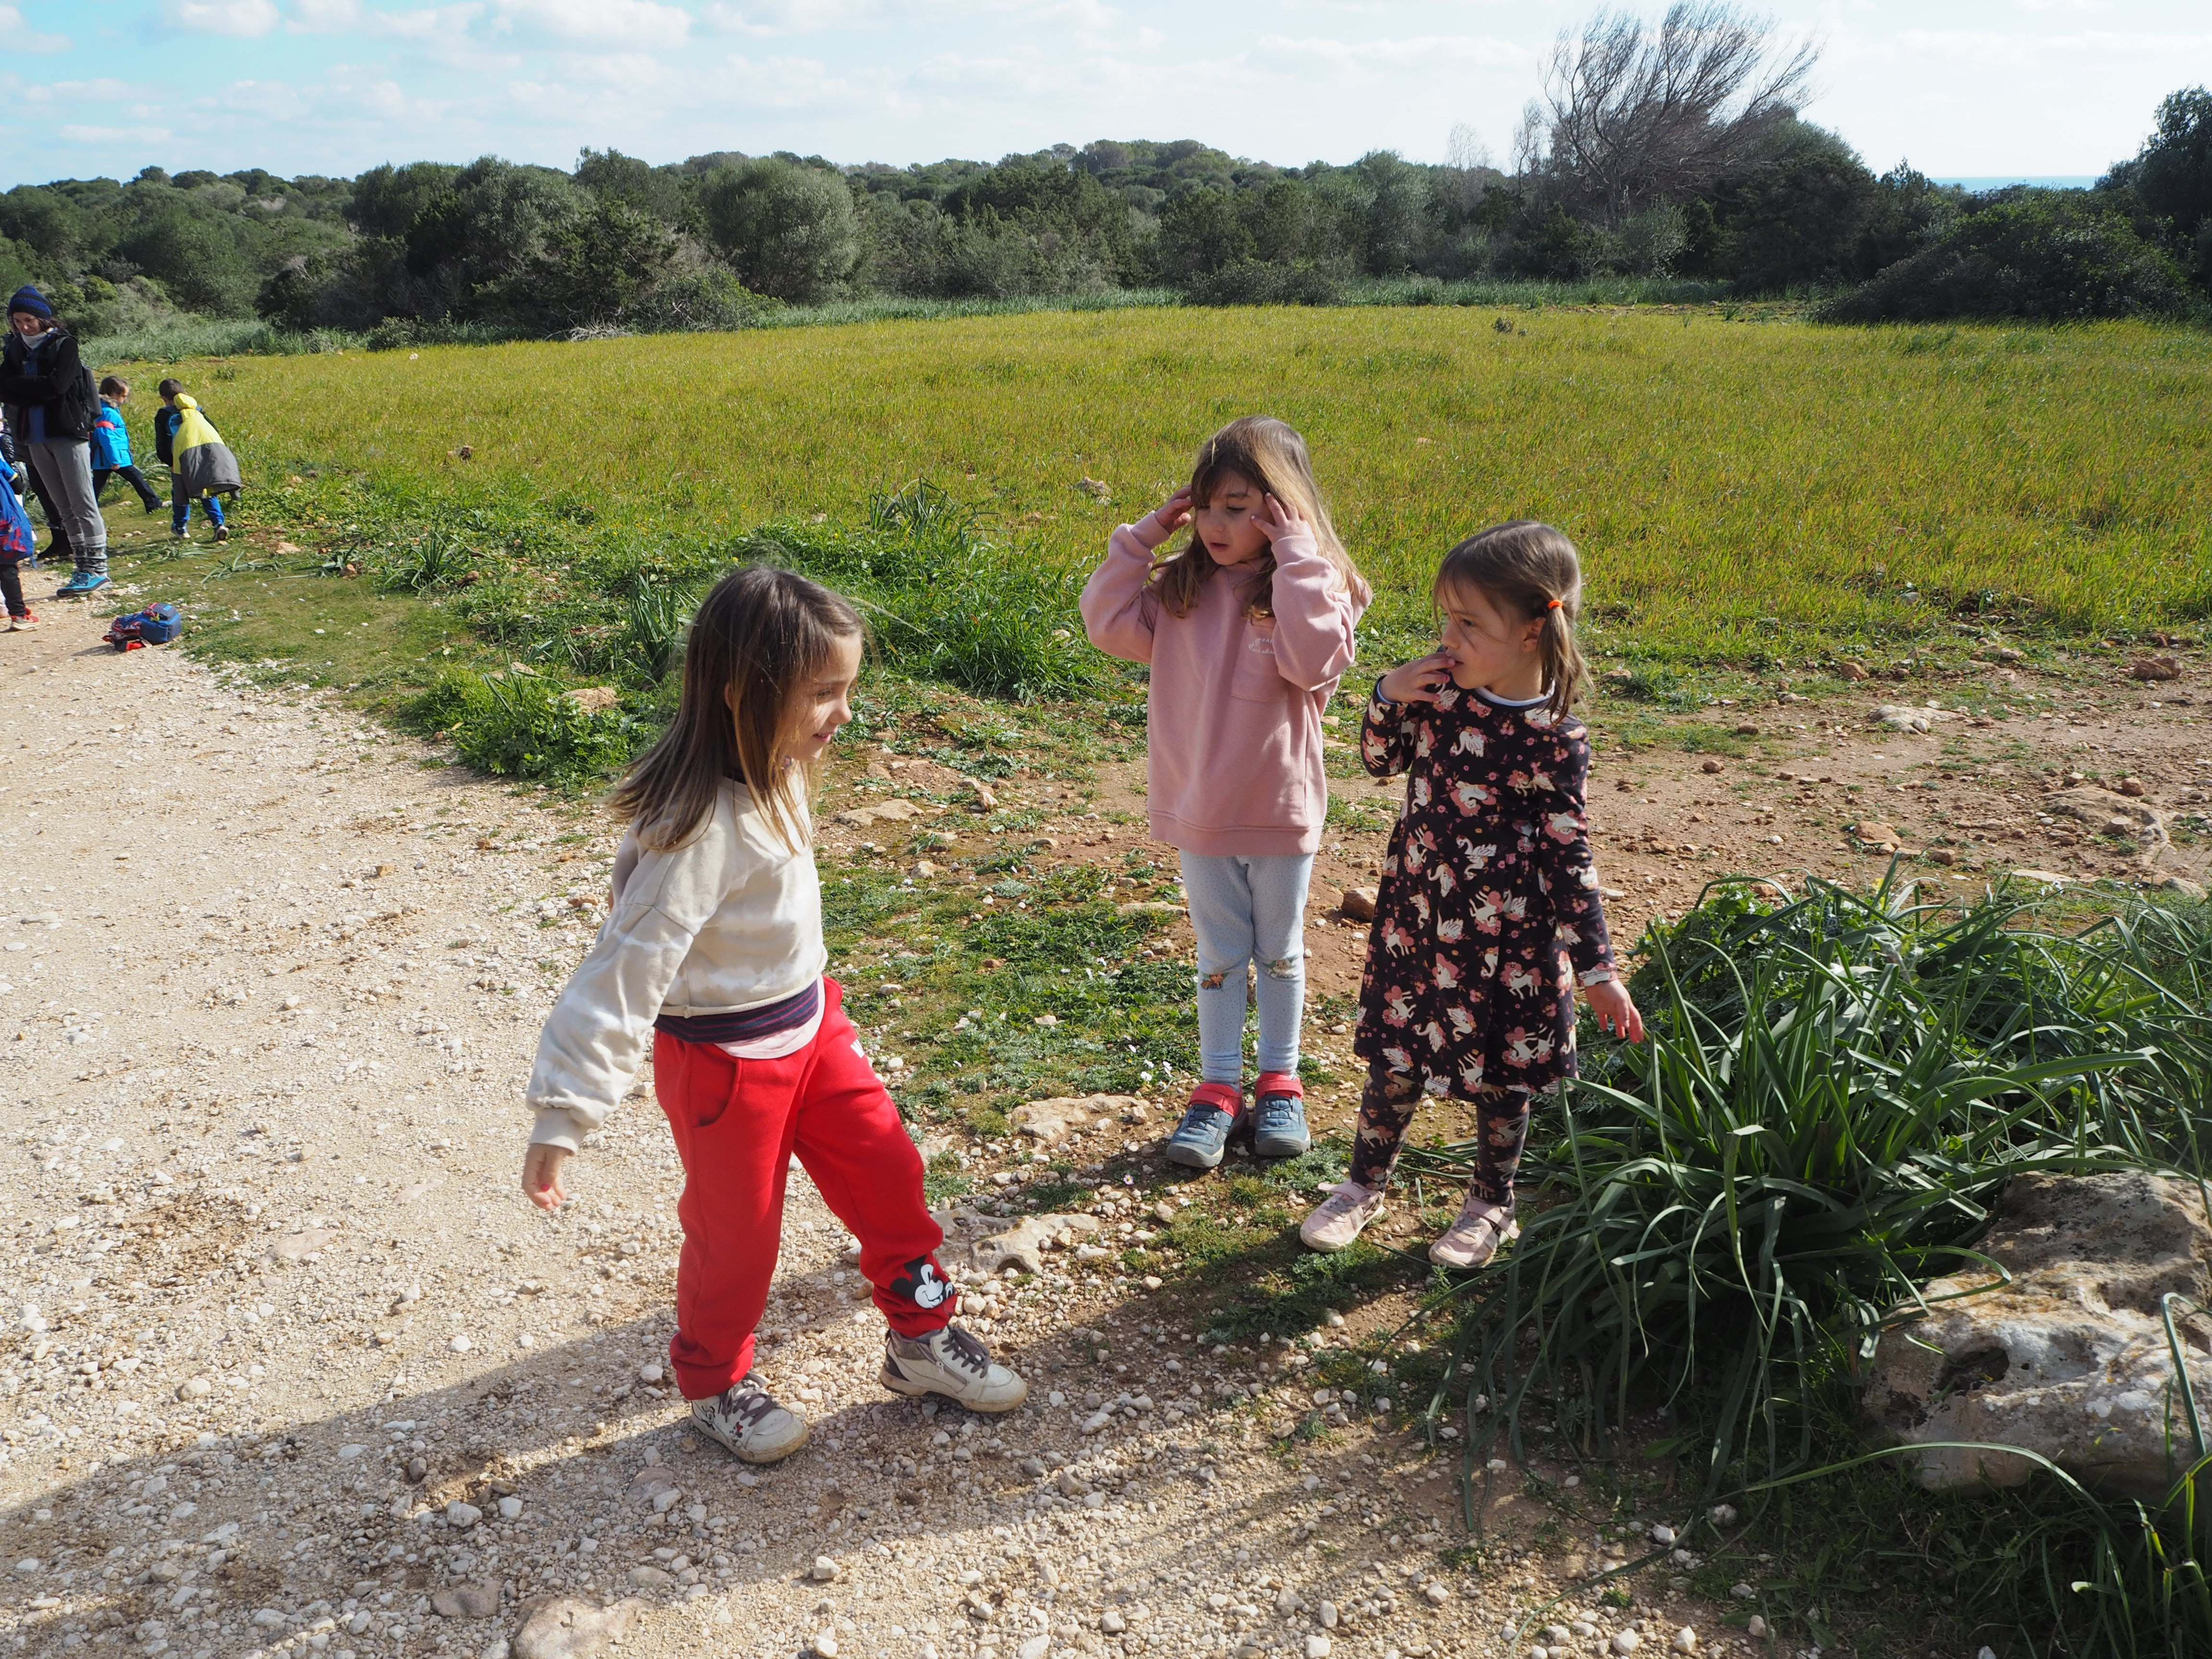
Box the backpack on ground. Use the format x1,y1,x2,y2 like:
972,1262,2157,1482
104,602,181,651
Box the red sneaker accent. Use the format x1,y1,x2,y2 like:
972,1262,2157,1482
1186,1081,1244,1117
1255,1070,1304,1100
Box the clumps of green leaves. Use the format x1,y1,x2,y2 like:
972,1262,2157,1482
404,665,640,783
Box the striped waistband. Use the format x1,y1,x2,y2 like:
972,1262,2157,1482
654,979,821,1046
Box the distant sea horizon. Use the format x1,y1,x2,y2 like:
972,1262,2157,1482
1931,176,2099,191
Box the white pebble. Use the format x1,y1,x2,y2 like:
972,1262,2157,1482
638,1362,663,1383
1648,1523,1676,1546
1304,1638,1332,1659
1018,1637,1050,1659
1611,1633,1642,1655
1422,1580,1450,1605
1708,1503,1737,1526
497,1497,522,1520
445,1501,481,1529
1671,1628,1698,1654
1746,1615,1769,1638
810,1555,840,1583
1731,1582,1757,1600
812,1631,840,1658
1977,1650,1997,1659
449,1334,472,1353
1318,1599,1338,1629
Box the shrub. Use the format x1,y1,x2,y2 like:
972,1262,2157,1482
404,666,639,783
1820,191,2193,323
1185,259,1347,307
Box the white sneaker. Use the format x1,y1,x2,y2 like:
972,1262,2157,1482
1429,1193,1518,1269
1300,1181,1385,1253
690,1373,809,1464
881,1324,1029,1412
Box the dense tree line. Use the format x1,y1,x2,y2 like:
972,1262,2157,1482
1,48,2205,336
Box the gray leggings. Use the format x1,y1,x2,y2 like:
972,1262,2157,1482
25,438,106,576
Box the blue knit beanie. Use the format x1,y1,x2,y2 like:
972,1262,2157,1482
7,286,53,320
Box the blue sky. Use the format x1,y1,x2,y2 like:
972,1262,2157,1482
5,0,2206,188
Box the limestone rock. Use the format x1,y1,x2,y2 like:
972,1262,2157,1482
1010,1094,1146,1145
972,1213,1105,1276
2043,788,2168,859
835,800,919,829
561,687,621,713
433,1583,501,1619
1340,887,1377,923
1866,1171,2212,1499
2161,876,2210,902
510,1597,644,1659
2130,655,2181,683
1871,704,1955,733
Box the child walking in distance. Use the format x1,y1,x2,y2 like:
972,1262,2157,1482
1301,522,1643,1267
90,377,164,513
1082,416,1370,1170
154,379,240,542
0,286,106,595
0,434,37,629
520,566,1026,1464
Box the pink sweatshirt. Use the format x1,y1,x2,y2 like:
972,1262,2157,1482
1081,520,1366,856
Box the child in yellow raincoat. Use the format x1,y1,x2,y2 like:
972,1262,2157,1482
154,378,241,542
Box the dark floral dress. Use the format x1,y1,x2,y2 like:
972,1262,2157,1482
1352,682,1616,1100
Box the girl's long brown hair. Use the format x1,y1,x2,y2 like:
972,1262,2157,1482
610,565,863,853
1435,521,1589,721
1150,415,1370,620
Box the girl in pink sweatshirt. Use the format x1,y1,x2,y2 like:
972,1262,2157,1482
1082,416,1371,1170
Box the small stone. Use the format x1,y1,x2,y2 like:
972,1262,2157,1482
481,1642,512,1659
1671,1629,1698,1654
2129,656,2180,683
449,1334,473,1353
812,1631,841,1659
1611,1634,1641,1654
1731,1583,1757,1600
810,1555,841,1583
1745,1615,1769,1638
1853,820,1901,847
176,1378,213,1401
2162,876,2210,901
1838,660,1869,681
1699,758,1723,775
2118,776,2149,797
638,1363,663,1383
446,1501,482,1529
1017,1638,1049,1659
628,1566,673,1589
1708,1504,1737,1527
1319,1600,1339,1630
1929,847,1957,866
1305,1638,1333,1659
498,1497,523,1520
1340,886,1378,922
1422,1580,1450,1605
1543,1628,1573,1647
1648,1524,1676,1546
1101,1610,1127,1634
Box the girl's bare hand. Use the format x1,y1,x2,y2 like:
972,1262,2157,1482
1249,492,1309,545
522,1142,573,1210
1145,486,1193,541
1377,651,1455,704
1585,979,1645,1044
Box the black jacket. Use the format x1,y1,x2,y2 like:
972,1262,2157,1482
0,328,98,442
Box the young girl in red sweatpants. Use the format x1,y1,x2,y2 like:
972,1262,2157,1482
520,566,1027,1464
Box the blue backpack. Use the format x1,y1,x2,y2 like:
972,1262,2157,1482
104,602,182,651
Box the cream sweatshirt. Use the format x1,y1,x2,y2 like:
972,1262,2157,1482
1081,520,1365,856
526,779,826,1150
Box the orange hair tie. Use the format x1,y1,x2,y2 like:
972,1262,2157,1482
1546,598,1563,610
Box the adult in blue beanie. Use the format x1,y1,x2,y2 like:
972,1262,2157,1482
0,285,108,595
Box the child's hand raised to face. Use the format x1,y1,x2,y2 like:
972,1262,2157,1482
1143,486,1194,542
1584,978,1644,1043
1377,650,1457,705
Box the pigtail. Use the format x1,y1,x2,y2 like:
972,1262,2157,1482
1536,598,1589,721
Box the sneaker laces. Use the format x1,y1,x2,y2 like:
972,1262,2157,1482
1316,1181,1376,1219
717,1373,781,1430
932,1326,992,1379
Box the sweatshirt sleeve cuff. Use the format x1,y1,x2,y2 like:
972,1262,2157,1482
1125,517,1172,552
529,1108,586,1153
1579,967,1617,988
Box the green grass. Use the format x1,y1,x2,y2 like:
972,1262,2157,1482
97,307,2212,671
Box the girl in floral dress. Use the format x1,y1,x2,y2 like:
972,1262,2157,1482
1300,522,1644,1267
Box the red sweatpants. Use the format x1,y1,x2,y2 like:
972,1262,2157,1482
654,978,954,1400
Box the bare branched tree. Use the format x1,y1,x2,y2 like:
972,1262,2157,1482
1519,2,1820,225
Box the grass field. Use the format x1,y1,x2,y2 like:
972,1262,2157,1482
144,306,2212,668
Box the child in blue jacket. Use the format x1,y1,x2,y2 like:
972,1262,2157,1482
91,377,163,514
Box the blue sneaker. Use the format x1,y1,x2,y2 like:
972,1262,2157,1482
1164,1082,1245,1170
57,571,108,597
1252,1072,1311,1158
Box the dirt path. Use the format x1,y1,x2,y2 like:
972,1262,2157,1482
4,566,2209,1659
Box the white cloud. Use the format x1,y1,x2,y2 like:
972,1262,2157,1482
173,0,284,37
60,124,173,144
23,77,150,104
0,6,69,53
701,0,884,33
1255,32,1529,72
491,0,692,47
289,0,362,33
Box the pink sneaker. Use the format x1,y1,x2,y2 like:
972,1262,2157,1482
1300,1180,1385,1253
1429,1193,1518,1269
